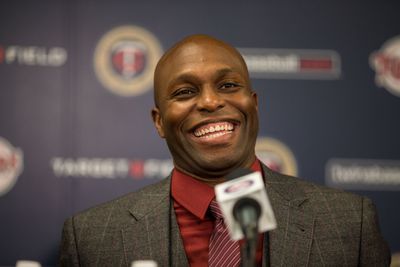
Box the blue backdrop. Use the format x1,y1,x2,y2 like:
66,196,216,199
1,0,399,266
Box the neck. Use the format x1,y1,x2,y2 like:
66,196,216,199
174,155,257,187
174,165,225,187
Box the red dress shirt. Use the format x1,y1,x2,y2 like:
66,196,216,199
171,160,264,267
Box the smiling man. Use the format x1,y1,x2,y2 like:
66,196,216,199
59,35,390,266
152,35,258,185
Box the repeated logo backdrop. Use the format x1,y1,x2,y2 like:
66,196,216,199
1,0,399,266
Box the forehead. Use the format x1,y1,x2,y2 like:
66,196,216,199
168,41,242,64
158,41,247,83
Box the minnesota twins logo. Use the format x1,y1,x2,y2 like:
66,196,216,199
370,36,400,97
111,40,147,79
255,137,298,176
94,25,163,97
0,137,23,196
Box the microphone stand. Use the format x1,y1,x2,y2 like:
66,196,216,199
240,222,258,267
234,198,261,267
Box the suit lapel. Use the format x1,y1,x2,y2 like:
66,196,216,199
262,165,315,267
121,177,187,266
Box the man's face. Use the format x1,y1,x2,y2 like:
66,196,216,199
152,39,259,179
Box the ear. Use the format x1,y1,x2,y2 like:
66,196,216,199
252,91,258,111
151,107,166,138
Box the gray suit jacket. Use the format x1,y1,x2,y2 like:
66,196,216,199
59,165,390,266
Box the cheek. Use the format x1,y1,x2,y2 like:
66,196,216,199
163,103,189,132
233,95,257,115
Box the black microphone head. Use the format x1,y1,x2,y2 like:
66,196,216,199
226,168,253,181
233,197,262,221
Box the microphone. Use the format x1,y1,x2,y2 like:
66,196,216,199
233,197,261,242
214,168,277,241
214,168,277,266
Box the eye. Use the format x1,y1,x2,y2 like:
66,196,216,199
220,82,240,90
172,87,197,99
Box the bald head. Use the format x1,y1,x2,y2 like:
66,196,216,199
153,34,250,107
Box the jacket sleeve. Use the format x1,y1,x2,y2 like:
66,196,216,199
59,217,80,267
359,197,391,266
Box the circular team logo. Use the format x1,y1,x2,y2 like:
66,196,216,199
370,36,400,97
94,25,163,97
255,137,298,176
0,137,23,196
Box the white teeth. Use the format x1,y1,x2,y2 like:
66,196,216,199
194,122,235,138
205,132,225,139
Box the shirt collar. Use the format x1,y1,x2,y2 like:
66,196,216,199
171,159,263,220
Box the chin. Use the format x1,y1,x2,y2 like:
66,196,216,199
196,156,242,172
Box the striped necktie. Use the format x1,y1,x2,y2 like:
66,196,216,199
208,200,241,267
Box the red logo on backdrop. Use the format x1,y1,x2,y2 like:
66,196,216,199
0,137,23,196
111,40,147,79
300,58,332,70
370,36,400,97
94,25,163,97
51,157,172,180
238,48,341,80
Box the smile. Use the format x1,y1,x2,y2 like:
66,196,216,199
193,122,235,139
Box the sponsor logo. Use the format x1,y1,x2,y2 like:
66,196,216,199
224,180,254,193
94,25,163,97
0,45,67,67
255,137,298,176
238,48,341,80
51,157,172,180
370,36,400,97
326,158,400,190
0,137,23,196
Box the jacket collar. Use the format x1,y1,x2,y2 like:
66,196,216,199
122,177,188,266
262,165,315,266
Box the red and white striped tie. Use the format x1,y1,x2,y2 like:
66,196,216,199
208,200,241,267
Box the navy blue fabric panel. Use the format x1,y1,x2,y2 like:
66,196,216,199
0,0,399,265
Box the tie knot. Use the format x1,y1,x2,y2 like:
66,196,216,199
209,200,223,220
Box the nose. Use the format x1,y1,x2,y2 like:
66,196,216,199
197,87,225,113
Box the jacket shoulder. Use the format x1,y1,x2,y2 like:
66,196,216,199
264,163,363,203
71,177,171,225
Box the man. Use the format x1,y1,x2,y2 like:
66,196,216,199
59,35,390,266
